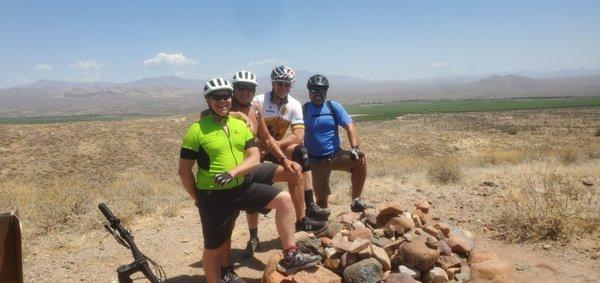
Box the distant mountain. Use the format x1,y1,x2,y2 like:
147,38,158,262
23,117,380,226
1,73,599,118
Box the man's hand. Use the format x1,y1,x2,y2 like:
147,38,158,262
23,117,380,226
281,158,301,174
350,146,365,163
214,172,233,186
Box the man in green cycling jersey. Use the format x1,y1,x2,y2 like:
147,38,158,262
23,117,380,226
178,78,321,283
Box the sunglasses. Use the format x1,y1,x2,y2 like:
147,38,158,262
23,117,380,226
309,88,327,95
210,93,232,101
276,82,292,88
235,86,256,92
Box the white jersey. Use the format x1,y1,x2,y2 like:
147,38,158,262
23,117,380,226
252,91,304,141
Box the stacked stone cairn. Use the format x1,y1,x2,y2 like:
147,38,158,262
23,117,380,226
262,199,512,283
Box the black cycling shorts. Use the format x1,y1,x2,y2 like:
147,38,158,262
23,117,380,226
248,162,278,185
195,179,282,249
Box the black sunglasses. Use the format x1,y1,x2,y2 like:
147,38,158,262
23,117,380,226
276,82,292,88
309,88,327,95
210,93,232,101
235,85,256,92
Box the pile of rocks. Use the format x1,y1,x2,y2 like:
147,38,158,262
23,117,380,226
262,199,512,283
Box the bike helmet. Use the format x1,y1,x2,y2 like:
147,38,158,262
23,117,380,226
203,78,233,97
232,70,257,86
270,65,296,83
307,74,329,90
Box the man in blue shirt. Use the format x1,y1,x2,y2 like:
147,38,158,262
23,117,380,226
302,74,371,212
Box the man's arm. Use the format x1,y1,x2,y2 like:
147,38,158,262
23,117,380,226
228,145,261,178
279,126,304,148
343,122,359,148
178,158,198,203
256,111,299,173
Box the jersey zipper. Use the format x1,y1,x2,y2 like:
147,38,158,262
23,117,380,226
219,118,240,187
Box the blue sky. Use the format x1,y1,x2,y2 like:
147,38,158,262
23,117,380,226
1,0,599,87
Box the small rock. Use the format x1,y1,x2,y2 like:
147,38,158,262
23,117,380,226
262,253,283,282
414,199,431,213
372,245,392,271
339,212,362,224
426,237,439,249
423,225,443,240
266,271,291,283
481,181,497,187
398,235,440,272
352,221,367,230
321,237,332,247
385,217,415,235
385,272,419,283
318,221,343,238
364,212,378,228
340,252,359,268
468,249,512,283
358,245,373,259
379,202,405,216
343,258,383,283
439,240,452,256
445,267,460,281
542,244,551,250
349,227,373,242
446,234,474,256
436,253,462,270
293,265,342,283
333,237,372,253
376,213,397,228
581,179,593,187
324,253,343,274
398,265,421,279
371,236,394,248
422,267,448,283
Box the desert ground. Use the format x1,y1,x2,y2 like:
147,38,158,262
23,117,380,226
1,107,599,282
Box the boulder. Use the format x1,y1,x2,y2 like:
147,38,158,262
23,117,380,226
468,249,512,283
379,202,405,216
398,235,440,272
436,253,462,270
266,271,293,283
384,272,419,283
340,252,360,268
262,253,283,283
343,257,383,283
385,217,415,235
414,199,431,213
422,267,449,283
372,236,394,248
332,237,371,253
398,265,421,279
372,245,392,271
297,235,323,256
446,234,474,256
339,212,362,225
352,221,367,230
349,227,373,241
293,265,342,283
324,252,343,274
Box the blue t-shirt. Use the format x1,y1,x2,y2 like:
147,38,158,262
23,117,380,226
303,101,353,157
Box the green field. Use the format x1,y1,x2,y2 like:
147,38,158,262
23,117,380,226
345,97,600,121
1,97,599,124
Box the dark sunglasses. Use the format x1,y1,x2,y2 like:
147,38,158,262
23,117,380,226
276,82,292,88
210,93,232,101
309,88,327,95
235,85,256,92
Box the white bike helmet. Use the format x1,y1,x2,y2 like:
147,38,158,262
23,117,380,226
232,70,257,86
271,65,295,83
203,78,233,97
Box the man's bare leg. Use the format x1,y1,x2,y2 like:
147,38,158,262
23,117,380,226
265,191,296,249
272,165,305,219
203,247,222,283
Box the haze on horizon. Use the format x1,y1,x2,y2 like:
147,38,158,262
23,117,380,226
1,0,599,88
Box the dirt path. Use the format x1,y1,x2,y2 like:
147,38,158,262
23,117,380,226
24,201,599,282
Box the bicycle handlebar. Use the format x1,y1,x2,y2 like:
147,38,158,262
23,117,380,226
98,203,118,226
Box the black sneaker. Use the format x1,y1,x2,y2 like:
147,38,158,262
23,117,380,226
295,217,327,233
277,246,322,274
241,237,259,259
305,203,331,220
220,266,245,283
350,198,373,212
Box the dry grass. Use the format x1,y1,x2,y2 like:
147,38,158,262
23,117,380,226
595,128,600,137
476,150,523,166
555,148,581,165
427,158,462,184
496,172,599,242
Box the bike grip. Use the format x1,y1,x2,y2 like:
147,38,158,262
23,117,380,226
98,203,117,222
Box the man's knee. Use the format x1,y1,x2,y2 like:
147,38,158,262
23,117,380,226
292,145,310,172
269,191,292,209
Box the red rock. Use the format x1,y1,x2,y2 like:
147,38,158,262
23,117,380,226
339,212,362,224
414,199,431,213
321,237,332,247
324,253,343,274
262,253,283,283
468,249,512,283
412,209,433,225
399,235,440,272
436,253,462,270
293,265,342,283
349,227,373,241
422,267,448,283
446,234,474,256
332,237,371,253
439,240,452,256
423,225,443,240
266,271,293,283
385,217,415,235
385,273,419,283
371,245,392,271
379,202,405,216
340,252,359,268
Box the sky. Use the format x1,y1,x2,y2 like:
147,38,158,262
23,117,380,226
1,0,599,88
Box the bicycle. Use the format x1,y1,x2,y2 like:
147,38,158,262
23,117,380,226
98,203,166,283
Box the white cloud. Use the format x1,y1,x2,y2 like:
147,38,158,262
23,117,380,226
430,62,450,68
35,64,52,71
247,59,287,67
70,59,104,70
143,52,197,67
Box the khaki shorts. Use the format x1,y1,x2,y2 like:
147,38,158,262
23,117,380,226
310,149,359,201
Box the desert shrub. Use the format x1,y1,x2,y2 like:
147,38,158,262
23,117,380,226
500,126,518,135
477,150,522,166
595,129,600,137
556,148,580,165
496,173,599,242
427,158,461,184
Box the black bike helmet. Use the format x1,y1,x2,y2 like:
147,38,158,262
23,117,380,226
307,74,329,90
